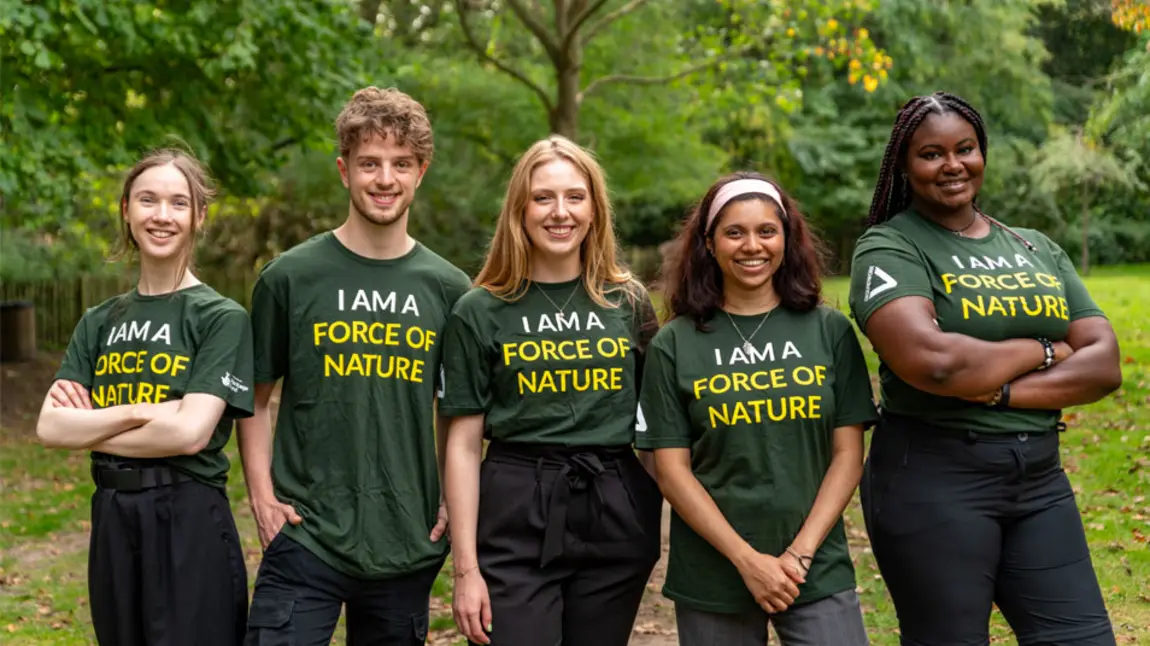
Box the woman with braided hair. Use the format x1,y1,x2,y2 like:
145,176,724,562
848,91,1122,645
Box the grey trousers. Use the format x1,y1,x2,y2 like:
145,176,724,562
675,589,869,646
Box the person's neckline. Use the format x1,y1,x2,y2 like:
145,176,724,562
326,230,423,266
909,208,1002,246
130,283,209,302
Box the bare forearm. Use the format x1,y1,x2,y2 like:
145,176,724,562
911,335,1045,397
789,451,863,555
91,421,199,458
238,407,277,500
445,429,483,569
656,461,755,567
36,405,150,449
1009,346,1122,410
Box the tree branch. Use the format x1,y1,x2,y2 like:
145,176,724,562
453,0,554,113
580,0,650,47
578,49,743,102
504,0,562,62
562,0,609,51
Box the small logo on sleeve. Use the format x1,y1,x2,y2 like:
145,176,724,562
436,366,446,400
864,266,898,301
221,372,249,394
635,404,648,433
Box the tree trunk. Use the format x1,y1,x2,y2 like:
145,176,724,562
550,36,582,140
1080,182,1091,275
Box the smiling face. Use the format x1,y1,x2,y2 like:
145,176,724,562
904,111,985,216
337,131,427,227
709,197,787,299
523,158,594,266
122,163,202,263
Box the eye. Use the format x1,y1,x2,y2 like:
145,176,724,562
922,151,940,160
724,228,742,238
760,227,778,237
139,196,154,205
173,199,190,209
534,195,552,204
362,161,376,169
568,194,585,202
958,145,976,155
397,161,411,169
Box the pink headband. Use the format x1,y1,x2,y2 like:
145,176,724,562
705,179,788,232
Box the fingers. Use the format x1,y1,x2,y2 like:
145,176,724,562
429,517,448,542
462,603,490,645
281,503,303,525
481,597,493,641
63,381,91,409
49,386,71,408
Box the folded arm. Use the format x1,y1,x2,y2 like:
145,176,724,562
865,296,1060,398
90,393,226,458
1007,316,1121,409
36,383,154,449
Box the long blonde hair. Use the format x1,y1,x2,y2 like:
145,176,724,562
475,135,636,308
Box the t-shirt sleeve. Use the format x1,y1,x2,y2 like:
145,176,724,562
185,307,255,419
829,314,878,430
1040,233,1104,321
635,333,693,450
55,311,96,389
437,310,491,417
250,268,289,384
848,227,934,330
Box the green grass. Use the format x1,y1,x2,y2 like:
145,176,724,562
1,267,1147,644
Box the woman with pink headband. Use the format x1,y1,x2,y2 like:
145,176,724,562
637,172,875,644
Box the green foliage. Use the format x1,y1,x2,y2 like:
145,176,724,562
1,0,371,230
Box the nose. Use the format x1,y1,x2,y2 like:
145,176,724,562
942,153,963,173
155,200,173,221
553,198,569,218
743,233,763,252
378,164,396,187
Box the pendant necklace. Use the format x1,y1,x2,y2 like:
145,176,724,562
537,281,581,317
725,304,776,354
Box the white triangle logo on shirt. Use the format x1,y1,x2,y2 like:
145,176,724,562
635,404,648,433
864,266,898,302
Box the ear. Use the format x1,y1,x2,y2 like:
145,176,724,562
336,156,350,189
196,206,207,229
415,160,430,188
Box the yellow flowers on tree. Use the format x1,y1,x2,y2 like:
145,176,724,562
450,0,890,140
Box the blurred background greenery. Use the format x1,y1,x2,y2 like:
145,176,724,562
3,0,1148,310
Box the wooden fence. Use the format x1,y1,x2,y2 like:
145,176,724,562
0,273,256,350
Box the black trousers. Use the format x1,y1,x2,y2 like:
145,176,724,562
475,441,663,646
88,470,248,646
861,414,1115,646
245,534,443,646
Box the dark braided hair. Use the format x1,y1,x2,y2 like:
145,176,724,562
866,91,1036,251
867,92,987,227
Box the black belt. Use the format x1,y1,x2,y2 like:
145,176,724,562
91,463,193,491
485,441,628,568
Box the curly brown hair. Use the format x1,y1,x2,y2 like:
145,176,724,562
661,172,828,329
335,86,434,164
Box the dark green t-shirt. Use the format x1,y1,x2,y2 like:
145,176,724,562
848,211,1104,433
635,305,877,613
251,233,471,579
56,284,255,488
438,278,657,446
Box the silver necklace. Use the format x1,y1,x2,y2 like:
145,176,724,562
536,281,581,317
725,305,776,354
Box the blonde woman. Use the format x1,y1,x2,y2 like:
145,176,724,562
441,136,662,646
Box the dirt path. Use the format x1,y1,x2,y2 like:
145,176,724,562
628,501,677,645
